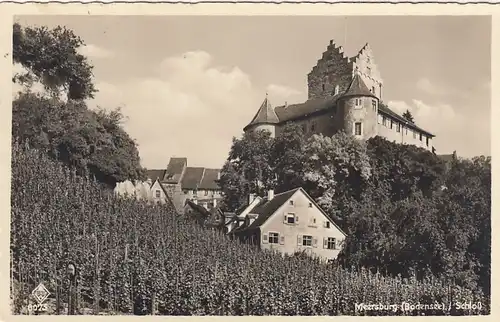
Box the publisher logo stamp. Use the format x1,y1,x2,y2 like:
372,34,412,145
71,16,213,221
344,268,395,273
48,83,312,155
32,283,50,304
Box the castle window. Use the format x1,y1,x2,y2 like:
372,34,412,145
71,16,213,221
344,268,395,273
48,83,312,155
396,123,401,133
355,98,362,108
322,84,325,91
354,122,362,136
372,100,377,110
390,120,394,129
426,136,430,146
419,133,423,141
382,117,387,126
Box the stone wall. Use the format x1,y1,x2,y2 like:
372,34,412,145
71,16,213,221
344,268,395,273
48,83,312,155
342,96,379,139
275,108,343,138
307,41,354,100
350,44,384,100
377,115,433,151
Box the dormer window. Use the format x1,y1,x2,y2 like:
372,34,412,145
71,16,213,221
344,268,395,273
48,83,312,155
155,190,161,198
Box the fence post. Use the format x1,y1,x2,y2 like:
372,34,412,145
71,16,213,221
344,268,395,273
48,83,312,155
67,263,76,315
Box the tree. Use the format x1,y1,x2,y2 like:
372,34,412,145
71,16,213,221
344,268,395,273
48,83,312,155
301,131,372,228
13,23,97,100
218,130,274,211
402,110,414,123
271,122,307,193
366,136,446,201
12,92,146,187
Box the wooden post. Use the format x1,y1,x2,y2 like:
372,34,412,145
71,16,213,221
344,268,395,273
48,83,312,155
67,263,76,315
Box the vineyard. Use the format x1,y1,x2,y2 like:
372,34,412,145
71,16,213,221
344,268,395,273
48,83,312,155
10,141,489,316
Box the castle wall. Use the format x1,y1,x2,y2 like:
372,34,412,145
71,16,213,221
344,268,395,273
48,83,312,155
275,108,343,138
351,44,384,100
376,114,433,151
252,124,276,138
342,96,379,139
307,41,354,100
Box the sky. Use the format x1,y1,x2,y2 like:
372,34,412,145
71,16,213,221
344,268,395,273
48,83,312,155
13,15,491,169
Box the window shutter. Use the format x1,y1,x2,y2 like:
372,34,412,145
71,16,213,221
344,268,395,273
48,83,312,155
279,235,285,245
323,237,328,249
263,234,268,244
297,235,302,246
313,237,318,248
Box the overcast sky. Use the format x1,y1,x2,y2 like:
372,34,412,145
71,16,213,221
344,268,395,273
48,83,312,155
14,15,491,169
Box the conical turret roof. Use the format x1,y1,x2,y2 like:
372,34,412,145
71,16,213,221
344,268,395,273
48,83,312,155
243,94,279,130
343,73,377,99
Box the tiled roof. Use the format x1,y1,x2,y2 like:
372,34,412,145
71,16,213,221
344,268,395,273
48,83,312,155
199,168,221,190
164,157,187,183
243,95,279,130
378,103,435,137
232,187,347,237
274,94,342,123
181,167,205,190
343,73,377,99
245,188,300,230
146,169,166,181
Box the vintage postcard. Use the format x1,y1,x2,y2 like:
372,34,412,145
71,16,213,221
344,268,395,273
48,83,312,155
0,2,496,319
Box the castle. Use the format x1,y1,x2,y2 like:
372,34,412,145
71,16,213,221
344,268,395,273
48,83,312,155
243,40,435,151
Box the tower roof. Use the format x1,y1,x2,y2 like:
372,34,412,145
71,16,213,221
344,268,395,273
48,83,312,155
342,73,377,99
243,94,279,131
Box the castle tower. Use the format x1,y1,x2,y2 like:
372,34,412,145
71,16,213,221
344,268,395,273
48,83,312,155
243,94,279,138
349,43,384,100
307,40,354,100
308,40,384,101
339,72,379,139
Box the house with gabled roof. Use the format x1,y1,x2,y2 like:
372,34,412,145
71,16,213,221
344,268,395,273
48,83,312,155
244,40,435,152
231,187,347,263
146,157,223,214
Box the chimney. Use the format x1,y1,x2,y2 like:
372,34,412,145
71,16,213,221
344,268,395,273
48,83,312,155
329,39,334,45
248,193,255,205
268,189,274,201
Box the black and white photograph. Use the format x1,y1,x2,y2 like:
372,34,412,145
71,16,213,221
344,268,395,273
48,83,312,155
7,11,491,316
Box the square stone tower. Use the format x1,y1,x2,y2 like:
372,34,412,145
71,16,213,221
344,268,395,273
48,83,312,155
307,40,384,101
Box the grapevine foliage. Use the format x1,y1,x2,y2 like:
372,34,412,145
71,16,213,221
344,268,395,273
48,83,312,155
10,140,489,316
